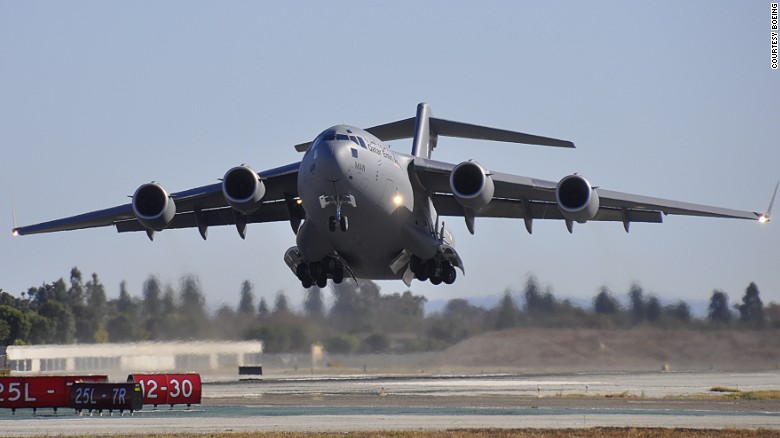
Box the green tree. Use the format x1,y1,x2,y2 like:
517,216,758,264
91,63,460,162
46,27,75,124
26,312,55,344
324,333,359,354
0,320,9,344
0,305,31,345
523,276,542,312
495,291,518,330
142,276,164,339
646,296,662,322
67,267,85,308
106,313,137,342
37,301,75,343
304,286,325,319
667,300,691,323
273,291,290,315
257,297,269,317
736,282,765,328
628,283,646,324
0,290,16,307
116,281,137,315
707,290,732,325
178,275,208,338
85,273,107,323
362,333,389,353
238,280,255,315
594,287,619,315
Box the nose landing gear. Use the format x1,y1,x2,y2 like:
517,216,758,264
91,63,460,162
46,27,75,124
319,194,355,232
328,214,348,232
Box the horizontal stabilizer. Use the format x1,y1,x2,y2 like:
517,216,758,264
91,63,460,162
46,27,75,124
295,103,574,152
365,116,575,148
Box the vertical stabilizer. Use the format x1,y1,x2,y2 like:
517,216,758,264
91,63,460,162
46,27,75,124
411,103,438,158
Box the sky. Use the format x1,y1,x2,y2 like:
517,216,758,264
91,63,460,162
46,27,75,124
1,1,778,313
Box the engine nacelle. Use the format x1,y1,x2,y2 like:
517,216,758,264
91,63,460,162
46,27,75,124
222,166,265,213
556,174,600,223
449,161,495,211
132,183,176,231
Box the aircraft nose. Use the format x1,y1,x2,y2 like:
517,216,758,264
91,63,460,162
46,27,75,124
317,140,352,182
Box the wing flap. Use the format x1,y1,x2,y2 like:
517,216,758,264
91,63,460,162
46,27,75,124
115,200,302,233
432,195,663,223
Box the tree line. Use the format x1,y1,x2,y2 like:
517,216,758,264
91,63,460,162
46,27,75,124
1,268,777,353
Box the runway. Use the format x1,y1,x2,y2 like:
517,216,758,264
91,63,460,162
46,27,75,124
2,370,780,435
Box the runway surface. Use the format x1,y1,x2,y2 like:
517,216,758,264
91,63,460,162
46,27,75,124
2,370,780,435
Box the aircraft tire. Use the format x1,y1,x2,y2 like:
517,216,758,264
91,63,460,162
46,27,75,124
332,266,344,284
443,265,456,284
340,215,348,232
328,216,337,232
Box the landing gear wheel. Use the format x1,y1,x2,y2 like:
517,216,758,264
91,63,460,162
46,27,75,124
431,275,443,285
339,215,349,232
443,264,456,285
316,276,327,288
426,260,439,280
328,216,337,232
332,265,344,284
301,278,313,288
296,263,310,280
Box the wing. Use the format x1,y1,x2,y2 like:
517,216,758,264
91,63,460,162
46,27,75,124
412,157,763,233
13,162,303,238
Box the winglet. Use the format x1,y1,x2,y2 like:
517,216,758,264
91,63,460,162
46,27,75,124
758,181,779,223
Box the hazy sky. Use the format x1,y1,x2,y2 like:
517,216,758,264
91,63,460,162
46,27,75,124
1,1,778,311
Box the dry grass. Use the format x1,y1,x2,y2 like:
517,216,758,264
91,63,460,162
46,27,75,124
707,386,780,400
15,430,780,438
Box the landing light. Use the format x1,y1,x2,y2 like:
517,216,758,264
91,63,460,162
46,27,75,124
392,194,403,207
296,199,303,205
12,229,19,237
758,214,769,224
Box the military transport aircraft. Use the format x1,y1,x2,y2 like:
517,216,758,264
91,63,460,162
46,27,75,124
12,103,777,288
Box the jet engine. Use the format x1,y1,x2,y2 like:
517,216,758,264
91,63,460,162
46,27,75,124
556,174,600,222
449,161,494,211
222,165,265,213
132,183,176,231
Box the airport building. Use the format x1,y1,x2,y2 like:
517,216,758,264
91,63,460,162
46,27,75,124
1,340,263,374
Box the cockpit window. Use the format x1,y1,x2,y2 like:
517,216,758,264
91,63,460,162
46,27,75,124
357,137,367,148
324,133,336,141
336,134,350,141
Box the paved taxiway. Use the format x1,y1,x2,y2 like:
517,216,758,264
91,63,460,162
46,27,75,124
2,370,779,435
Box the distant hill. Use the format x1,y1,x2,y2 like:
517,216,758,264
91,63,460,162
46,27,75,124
424,295,712,318
425,327,780,373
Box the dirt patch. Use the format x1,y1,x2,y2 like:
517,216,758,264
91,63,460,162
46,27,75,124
425,328,780,373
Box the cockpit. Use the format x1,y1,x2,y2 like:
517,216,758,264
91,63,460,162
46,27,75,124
314,128,369,150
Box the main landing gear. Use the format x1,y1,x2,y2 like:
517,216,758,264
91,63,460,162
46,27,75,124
409,255,456,285
296,257,345,288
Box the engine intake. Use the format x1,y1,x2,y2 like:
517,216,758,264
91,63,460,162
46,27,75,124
132,183,176,231
556,174,600,223
450,161,494,211
223,166,265,213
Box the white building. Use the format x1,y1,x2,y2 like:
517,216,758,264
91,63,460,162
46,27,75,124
3,340,263,374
